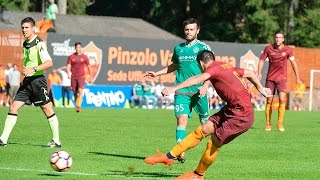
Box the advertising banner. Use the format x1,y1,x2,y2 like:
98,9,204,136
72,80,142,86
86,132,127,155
51,84,133,108
47,34,268,86
47,34,178,86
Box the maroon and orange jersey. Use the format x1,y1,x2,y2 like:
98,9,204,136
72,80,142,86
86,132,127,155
67,53,89,79
260,44,294,81
204,61,253,116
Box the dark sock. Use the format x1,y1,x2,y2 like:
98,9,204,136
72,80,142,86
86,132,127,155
166,152,175,159
194,171,203,176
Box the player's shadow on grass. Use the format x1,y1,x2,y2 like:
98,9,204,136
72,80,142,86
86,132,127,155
103,170,177,178
88,151,145,160
38,173,62,177
9,142,44,147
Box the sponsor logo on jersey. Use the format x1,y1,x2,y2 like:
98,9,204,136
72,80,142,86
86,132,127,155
193,47,200,53
178,56,197,61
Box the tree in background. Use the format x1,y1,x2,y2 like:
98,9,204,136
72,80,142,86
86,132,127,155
291,0,320,47
0,0,34,12
67,0,92,15
240,0,281,44
1,0,320,47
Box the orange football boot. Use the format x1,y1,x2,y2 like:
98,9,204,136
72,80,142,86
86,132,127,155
175,172,204,180
144,153,174,166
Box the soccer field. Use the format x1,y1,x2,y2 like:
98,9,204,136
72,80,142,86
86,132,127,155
0,107,319,180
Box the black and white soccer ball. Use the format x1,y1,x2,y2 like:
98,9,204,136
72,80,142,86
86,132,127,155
49,150,73,172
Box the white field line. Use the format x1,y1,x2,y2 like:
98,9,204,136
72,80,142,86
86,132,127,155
0,167,170,179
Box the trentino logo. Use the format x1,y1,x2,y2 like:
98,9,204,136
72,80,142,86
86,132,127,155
83,89,126,107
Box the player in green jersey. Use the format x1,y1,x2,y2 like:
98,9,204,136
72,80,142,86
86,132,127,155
0,17,61,148
144,18,211,162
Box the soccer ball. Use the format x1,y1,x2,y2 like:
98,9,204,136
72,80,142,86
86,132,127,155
49,150,73,172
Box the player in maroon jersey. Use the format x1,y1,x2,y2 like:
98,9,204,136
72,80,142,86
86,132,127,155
67,42,92,112
144,50,272,180
258,31,302,131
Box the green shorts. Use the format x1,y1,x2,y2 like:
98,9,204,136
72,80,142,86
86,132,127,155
174,93,210,124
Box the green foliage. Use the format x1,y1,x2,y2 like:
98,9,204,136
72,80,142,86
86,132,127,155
0,0,33,11
240,0,282,43
67,0,91,15
1,0,320,47
291,0,320,47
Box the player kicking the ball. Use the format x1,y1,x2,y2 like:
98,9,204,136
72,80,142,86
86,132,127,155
144,50,272,179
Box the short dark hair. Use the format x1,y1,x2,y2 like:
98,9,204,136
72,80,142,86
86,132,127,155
74,42,82,47
21,17,35,26
197,50,215,64
183,18,200,29
274,31,285,37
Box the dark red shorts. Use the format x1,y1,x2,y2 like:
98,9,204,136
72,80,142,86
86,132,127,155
209,107,254,146
265,80,286,95
71,78,85,92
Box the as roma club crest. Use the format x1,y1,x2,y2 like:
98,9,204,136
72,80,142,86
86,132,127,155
83,41,102,83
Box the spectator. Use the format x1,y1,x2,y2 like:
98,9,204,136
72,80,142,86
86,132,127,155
154,79,165,108
155,79,174,109
4,63,13,107
45,0,58,30
165,92,175,109
131,80,144,108
142,79,158,109
48,69,61,106
293,80,306,111
0,65,5,106
8,64,20,105
207,85,220,110
58,69,71,107
255,93,266,109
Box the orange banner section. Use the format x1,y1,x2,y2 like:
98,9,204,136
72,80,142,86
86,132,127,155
107,47,173,67
0,31,46,69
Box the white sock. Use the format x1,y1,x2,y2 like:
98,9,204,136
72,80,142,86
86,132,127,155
0,114,18,144
48,114,60,145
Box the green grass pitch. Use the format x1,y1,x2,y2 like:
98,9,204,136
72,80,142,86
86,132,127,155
0,107,319,179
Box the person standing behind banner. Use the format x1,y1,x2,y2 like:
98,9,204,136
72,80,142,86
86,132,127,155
58,69,71,107
131,80,144,108
142,79,158,109
4,63,13,107
45,0,58,30
67,42,92,112
293,80,306,111
0,65,5,107
48,69,61,107
154,79,165,108
8,64,20,105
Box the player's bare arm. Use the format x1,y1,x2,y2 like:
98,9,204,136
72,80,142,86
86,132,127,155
257,59,264,80
87,64,92,83
23,60,53,76
162,73,211,96
144,63,178,79
289,59,302,85
66,64,71,79
243,69,272,97
198,80,210,97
